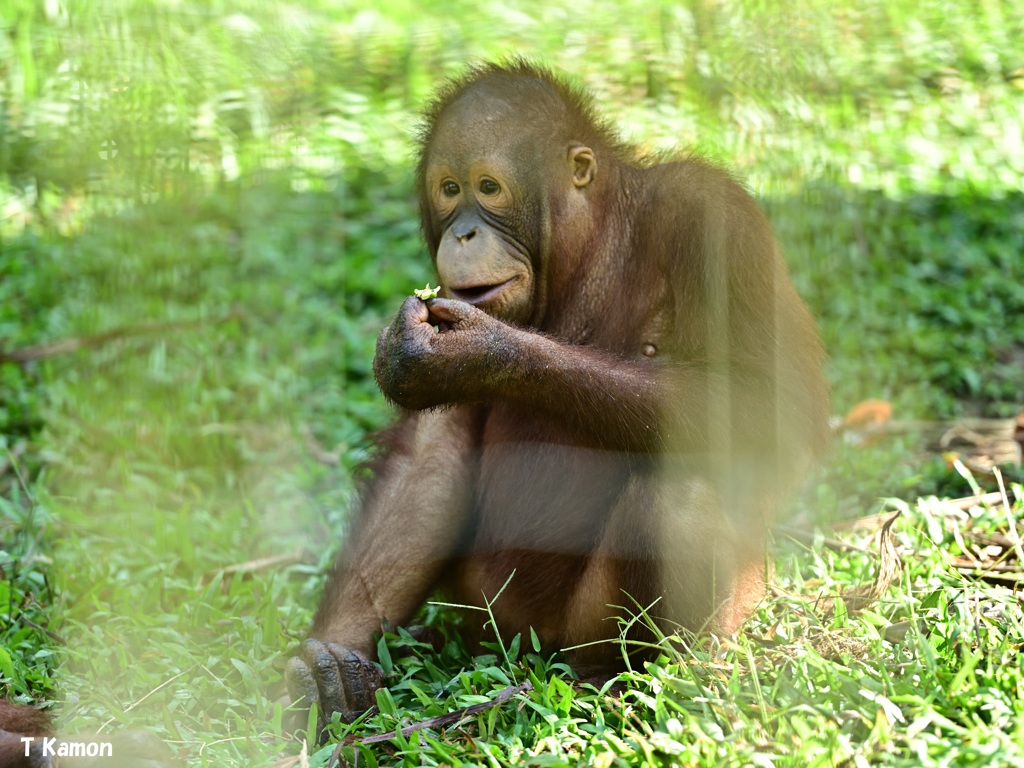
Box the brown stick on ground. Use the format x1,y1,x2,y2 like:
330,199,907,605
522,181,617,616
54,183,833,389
336,680,534,752
815,511,903,616
0,313,242,363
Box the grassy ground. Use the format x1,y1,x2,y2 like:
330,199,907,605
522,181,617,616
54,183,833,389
2,1,1023,766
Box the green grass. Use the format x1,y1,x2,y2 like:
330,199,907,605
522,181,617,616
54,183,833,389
301,493,1024,767
1,0,1023,765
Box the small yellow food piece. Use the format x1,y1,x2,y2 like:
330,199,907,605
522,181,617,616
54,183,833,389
413,283,440,300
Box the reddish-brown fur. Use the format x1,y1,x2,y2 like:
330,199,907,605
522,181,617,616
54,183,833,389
0,700,53,767
287,61,828,733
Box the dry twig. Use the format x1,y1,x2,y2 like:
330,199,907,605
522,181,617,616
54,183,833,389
0,313,242,363
202,551,309,584
338,680,534,752
815,511,903,616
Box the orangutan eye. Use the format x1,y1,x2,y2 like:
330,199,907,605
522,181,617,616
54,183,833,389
441,180,460,197
479,179,500,196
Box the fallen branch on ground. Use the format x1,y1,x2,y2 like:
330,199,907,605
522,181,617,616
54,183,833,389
339,680,534,750
0,312,243,363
